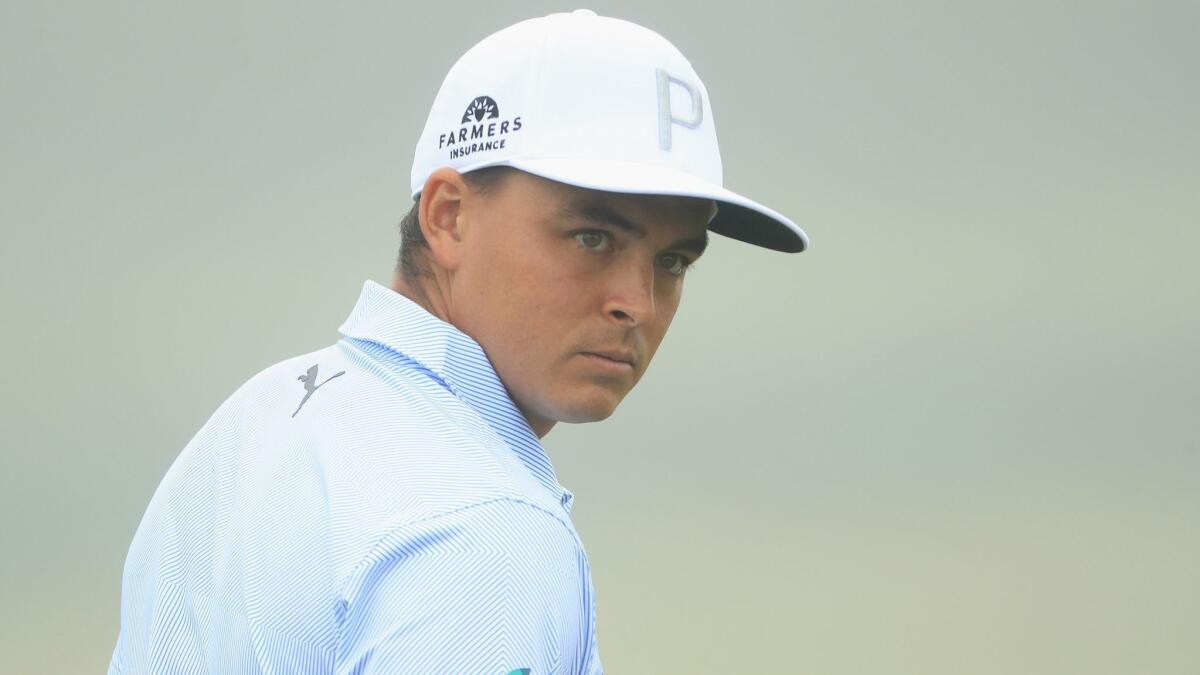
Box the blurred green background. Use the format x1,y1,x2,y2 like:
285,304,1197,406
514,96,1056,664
2,1,1197,672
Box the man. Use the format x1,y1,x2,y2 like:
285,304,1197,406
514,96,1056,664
109,9,808,674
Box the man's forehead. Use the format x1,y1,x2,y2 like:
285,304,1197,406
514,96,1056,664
471,167,712,253
568,189,713,220
506,170,715,223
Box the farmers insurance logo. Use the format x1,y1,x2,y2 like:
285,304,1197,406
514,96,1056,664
439,95,523,160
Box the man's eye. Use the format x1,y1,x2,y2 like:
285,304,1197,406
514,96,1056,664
658,253,691,276
574,231,610,251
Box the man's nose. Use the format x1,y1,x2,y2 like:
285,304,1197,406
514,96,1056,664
602,259,655,326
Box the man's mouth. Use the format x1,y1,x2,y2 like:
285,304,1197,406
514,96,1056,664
580,350,636,372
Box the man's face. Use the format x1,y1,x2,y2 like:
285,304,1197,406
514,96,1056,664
446,170,712,436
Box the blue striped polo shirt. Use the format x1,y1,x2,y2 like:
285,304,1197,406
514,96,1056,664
109,279,604,674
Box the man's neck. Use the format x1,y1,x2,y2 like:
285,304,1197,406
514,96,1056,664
390,270,450,324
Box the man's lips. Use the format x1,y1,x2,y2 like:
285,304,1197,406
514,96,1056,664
579,349,637,372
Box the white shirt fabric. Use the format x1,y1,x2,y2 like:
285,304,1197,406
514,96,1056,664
109,279,604,674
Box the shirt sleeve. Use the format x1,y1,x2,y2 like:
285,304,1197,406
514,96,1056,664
336,498,596,675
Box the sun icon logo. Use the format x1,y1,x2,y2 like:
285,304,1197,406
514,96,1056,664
461,96,501,123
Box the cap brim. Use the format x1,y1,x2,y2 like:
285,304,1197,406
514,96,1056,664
450,157,808,253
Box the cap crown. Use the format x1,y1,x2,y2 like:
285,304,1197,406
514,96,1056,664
410,10,722,196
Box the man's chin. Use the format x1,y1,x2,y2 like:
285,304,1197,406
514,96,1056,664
515,381,632,432
549,391,626,425
559,408,617,425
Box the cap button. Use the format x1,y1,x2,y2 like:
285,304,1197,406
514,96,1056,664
572,9,597,17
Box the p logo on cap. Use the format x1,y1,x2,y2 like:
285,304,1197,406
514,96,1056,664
656,68,704,151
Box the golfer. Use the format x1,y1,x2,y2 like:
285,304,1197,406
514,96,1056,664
109,9,808,674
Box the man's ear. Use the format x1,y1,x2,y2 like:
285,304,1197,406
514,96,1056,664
418,167,472,271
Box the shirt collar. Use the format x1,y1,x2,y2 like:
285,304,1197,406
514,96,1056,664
336,279,574,514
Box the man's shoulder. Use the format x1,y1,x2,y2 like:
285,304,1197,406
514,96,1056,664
221,339,486,449
218,341,574,579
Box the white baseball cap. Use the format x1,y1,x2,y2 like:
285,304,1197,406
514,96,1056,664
410,9,809,253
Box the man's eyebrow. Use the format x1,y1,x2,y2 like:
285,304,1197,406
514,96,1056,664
674,230,709,257
560,201,710,256
561,202,647,238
